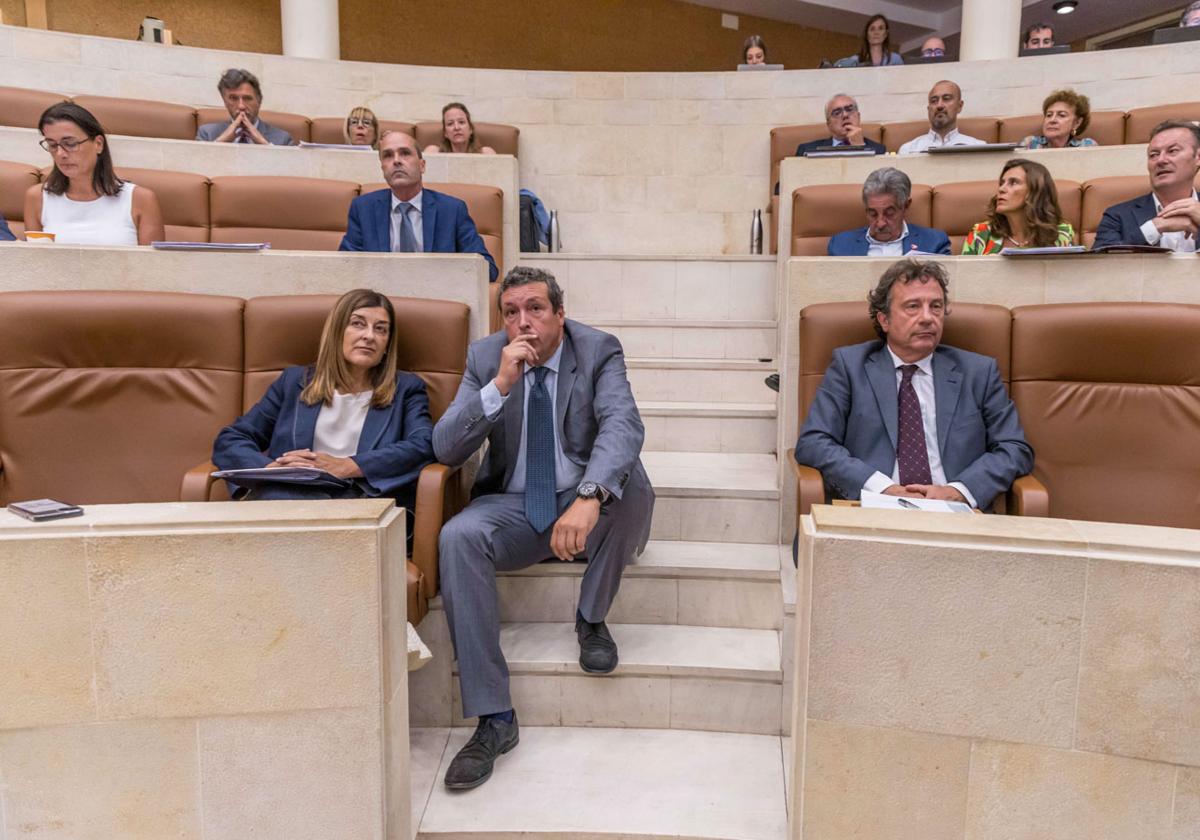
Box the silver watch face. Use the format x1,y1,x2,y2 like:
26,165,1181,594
578,481,598,497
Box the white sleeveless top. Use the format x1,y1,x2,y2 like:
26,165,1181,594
313,390,373,458
40,182,138,246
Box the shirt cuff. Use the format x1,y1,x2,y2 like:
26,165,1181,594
480,380,506,419
862,471,895,497
948,481,977,509
1140,218,1162,246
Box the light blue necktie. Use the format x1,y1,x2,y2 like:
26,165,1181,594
395,202,417,253
525,366,556,533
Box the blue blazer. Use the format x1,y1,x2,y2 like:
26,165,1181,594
1092,193,1156,249
794,137,886,157
795,341,1033,511
0,217,14,242
827,223,952,256
339,187,499,281
212,366,435,500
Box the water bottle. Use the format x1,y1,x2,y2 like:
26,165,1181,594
750,208,763,255
547,210,561,253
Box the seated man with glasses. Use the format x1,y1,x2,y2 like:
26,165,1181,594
920,37,947,59
795,94,887,158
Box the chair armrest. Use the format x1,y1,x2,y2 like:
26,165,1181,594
789,451,825,517
411,461,469,601
182,461,217,502
1006,473,1049,518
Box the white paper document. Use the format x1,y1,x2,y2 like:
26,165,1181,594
152,241,271,251
860,490,973,513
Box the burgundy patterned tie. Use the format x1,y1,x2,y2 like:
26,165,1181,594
897,364,932,486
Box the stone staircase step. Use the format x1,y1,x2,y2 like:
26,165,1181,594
644,451,780,544
591,319,777,362
627,358,776,404
639,401,777,454
416,726,788,839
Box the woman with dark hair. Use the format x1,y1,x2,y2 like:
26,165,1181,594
836,14,904,67
23,102,163,245
743,35,767,65
1020,89,1098,149
344,106,380,148
962,159,1074,254
213,288,435,504
423,102,495,155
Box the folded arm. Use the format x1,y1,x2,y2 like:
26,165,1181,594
1093,206,1147,249
433,343,499,466
212,372,287,470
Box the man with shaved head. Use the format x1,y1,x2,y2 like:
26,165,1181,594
898,80,985,154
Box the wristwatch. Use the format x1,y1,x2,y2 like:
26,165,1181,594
577,481,610,505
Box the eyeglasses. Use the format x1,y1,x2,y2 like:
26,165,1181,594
828,104,858,119
39,137,90,153
922,48,946,57
347,118,374,127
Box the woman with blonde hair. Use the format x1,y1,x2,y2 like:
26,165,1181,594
962,159,1075,254
424,102,495,155
344,106,380,148
213,288,434,503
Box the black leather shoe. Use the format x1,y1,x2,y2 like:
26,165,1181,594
764,373,780,392
576,613,618,674
443,712,520,790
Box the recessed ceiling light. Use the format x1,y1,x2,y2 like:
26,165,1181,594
1053,1,1078,13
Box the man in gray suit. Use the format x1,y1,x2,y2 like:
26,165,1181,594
433,265,654,789
796,259,1032,509
195,68,295,146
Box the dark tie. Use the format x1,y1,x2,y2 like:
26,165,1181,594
395,202,417,253
525,366,557,533
897,364,932,486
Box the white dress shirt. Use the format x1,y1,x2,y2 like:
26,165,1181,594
312,390,372,458
866,222,910,257
479,340,584,494
1139,190,1198,253
389,190,425,252
898,127,986,155
861,347,977,507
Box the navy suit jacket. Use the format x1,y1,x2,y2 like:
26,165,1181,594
1092,192,1156,249
794,137,886,157
795,341,1033,510
339,187,499,281
0,217,14,242
827,223,952,256
212,366,434,501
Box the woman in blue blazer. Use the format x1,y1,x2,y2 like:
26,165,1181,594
213,289,434,507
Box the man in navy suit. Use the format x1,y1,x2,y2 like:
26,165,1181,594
0,217,14,242
827,167,952,256
796,259,1032,510
795,94,886,157
339,130,499,281
1093,120,1200,253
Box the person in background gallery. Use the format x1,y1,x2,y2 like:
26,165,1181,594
423,102,496,155
836,14,904,67
196,68,296,146
1021,89,1097,149
743,34,768,65
345,106,380,148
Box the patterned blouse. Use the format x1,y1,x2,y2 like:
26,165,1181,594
961,221,1076,255
1020,135,1097,149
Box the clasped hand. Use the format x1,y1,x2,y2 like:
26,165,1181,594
215,112,268,145
269,449,363,479
550,497,601,561
883,483,966,503
1154,198,1200,238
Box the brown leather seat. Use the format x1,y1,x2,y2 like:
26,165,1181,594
210,175,359,249
0,160,41,237
0,86,68,130
361,180,504,272
115,167,211,242
195,107,311,143
790,183,933,255
882,117,1000,152
932,179,1083,250
1080,175,1154,247
72,94,197,140
1125,102,1200,144
309,117,415,145
0,291,244,505
997,111,1126,146
413,121,520,157
1010,302,1200,527
768,122,885,199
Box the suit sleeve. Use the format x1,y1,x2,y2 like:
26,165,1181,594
933,230,952,255
339,199,366,251
454,203,499,282
794,350,880,500
212,370,289,470
432,342,499,466
948,357,1034,509
0,217,14,242
352,376,435,497
580,333,644,500
1093,205,1146,249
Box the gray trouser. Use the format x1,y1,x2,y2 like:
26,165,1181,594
439,482,651,719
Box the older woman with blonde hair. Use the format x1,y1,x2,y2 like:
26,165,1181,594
1021,89,1098,149
962,159,1075,254
344,106,380,148
213,288,434,504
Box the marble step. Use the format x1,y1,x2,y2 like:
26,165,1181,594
639,400,777,454
644,450,780,544
591,318,776,362
627,357,777,404
496,540,784,629
414,726,788,840
448,622,784,735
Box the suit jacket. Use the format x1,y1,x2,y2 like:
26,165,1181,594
0,217,14,242
339,188,499,282
433,320,653,542
212,366,434,500
1092,192,1156,249
795,340,1033,510
196,119,296,146
794,137,886,157
827,223,952,256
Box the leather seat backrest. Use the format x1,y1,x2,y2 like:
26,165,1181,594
791,183,933,256
114,167,211,242
997,111,1126,146
768,122,885,197
1079,175,1152,246
71,95,197,140
309,117,415,145
242,295,469,421
210,175,359,250
413,122,520,157
195,107,312,143
0,160,41,236
362,181,504,271
1125,102,1200,144
798,300,1013,424
932,178,1083,250
1010,302,1200,527
0,291,244,504
0,86,68,130
882,117,1000,152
